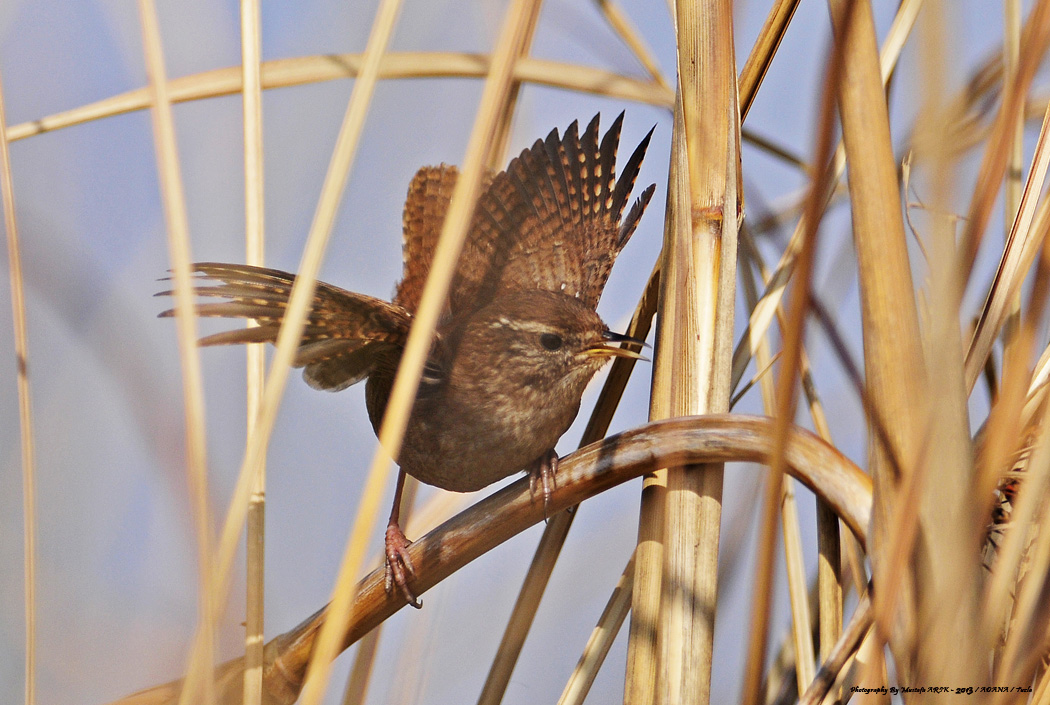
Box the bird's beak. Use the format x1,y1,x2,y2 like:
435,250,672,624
581,330,650,361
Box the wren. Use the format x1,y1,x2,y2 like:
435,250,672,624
160,113,656,606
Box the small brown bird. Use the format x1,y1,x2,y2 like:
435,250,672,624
160,113,655,606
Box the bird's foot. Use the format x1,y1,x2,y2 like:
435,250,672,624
528,448,559,520
384,522,421,609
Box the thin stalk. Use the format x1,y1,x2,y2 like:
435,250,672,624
136,1,216,702
0,70,37,705
6,54,674,144
108,415,873,705
656,2,741,703
240,1,266,704
556,554,635,705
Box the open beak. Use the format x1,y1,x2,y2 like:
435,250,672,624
581,330,650,361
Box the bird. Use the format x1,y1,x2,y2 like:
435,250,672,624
159,112,656,607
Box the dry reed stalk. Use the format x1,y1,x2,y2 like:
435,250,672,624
798,593,873,705
1002,0,1024,366
109,415,871,705
478,263,659,705
909,0,982,690
623,96,677,705
556,554,635,705
148,0,408,701
966,106,1050,391
593,0,670,90
730,0,921,394
136,1,218,702
738,0,800,121
339,629,380,705
648,1,741,703
625,1,808,695
279,0,422,702
958,3,1050,282
5,54,673,144
239,2,266,704
747,230,847,678
338,476,419,705
289,2,544,704
738,233,817,697
827,0,925,675
739,22,842,700
985,238,1050,696
442,6,544,703
0,70,37,705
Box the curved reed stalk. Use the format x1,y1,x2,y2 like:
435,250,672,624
109,414,872,705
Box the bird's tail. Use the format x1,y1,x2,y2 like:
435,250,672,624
157,263,412,391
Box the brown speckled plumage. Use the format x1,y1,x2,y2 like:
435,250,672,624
159,113,655,605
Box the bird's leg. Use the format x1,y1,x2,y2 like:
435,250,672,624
527,448,559,519
384,468,421,609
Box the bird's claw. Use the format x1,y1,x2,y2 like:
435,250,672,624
385,523,421,609
528,449,559,521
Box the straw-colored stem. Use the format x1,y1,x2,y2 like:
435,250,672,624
739,0,853,696
110,414,872,705
738,233,817,698
6,54,674,144
478,263,659,705
136,2,217,703
958,2,1050,281
912,0,983,690
655,2,741,703
828,0,925,668
593,0,670,90
966,107,1050,392
339,630,380,705
240,1,266,704
340,477,417,705
1002,0,1024,364
624,86,691,705
797,593,873,705
741,226,844,684
738,0,801,121
556,554,635,705
187,0,406,699
0,70,37,705
730,0,922,396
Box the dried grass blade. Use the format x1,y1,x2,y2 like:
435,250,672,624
909,0,983,689
798,593,873,705
656,1,742,702
827,0,925,675
592,0,670,89
966,104,1050,392
958,2,1050,280
738,0,801,121
730,0,921,394
107,415,872,705
556,554,635,705
135,2,217,702
0,70,38,705
7,54,673,144
239,1,266,703
738,232,817,696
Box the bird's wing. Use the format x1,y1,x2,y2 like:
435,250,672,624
395,165,460,313
392,113,655,318
451,112,656,313
158,263,413,392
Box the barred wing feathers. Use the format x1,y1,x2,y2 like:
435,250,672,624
158,263,412,391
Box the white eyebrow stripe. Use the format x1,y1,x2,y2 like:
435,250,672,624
486,317,558,335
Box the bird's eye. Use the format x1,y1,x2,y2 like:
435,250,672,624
540,333,563,351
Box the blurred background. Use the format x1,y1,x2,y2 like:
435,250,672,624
0,1,1024,703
